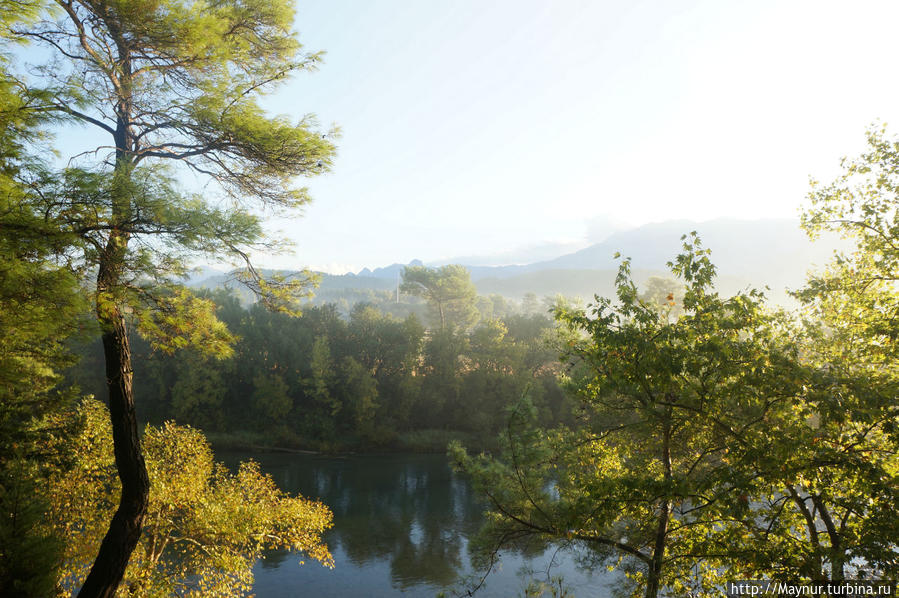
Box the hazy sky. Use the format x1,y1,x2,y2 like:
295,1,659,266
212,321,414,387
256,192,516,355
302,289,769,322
47,1,899,272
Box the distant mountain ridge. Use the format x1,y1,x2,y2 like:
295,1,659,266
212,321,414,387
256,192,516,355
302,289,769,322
353,218,840,284
189,218,845,305
532,218,841,289
355,259,423,280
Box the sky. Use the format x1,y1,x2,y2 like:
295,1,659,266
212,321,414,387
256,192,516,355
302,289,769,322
40,0,899,273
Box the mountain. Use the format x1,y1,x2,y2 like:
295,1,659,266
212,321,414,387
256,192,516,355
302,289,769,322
428,240,591,268
386,218,839,289
532,218,842,290
189,218,845,307
181,265,227,286
466,219,844,303
357,259,423,280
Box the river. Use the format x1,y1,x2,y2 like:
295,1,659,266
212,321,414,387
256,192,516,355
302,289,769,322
219,451,616,597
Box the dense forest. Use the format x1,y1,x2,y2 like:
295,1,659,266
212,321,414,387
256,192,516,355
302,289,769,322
67,279,577,452
1,0,898,597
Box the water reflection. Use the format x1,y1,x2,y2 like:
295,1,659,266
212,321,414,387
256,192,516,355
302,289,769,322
256,454,479,587
220,452,608,597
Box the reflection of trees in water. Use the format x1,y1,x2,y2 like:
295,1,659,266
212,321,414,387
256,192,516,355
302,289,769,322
390,526,461,588
234,452,605,595
266,455,485,588
258,548,291,570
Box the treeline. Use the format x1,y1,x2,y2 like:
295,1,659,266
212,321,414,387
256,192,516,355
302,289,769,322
68,292,576,451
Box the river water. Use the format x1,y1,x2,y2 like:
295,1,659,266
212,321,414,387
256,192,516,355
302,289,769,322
219,451,616,597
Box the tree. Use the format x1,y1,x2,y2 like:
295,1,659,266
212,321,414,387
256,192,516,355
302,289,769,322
418,328,468,429
0,175,80,596
348,303,422,381
0,0,84,461
42,399,333,597
251,371,291,431
302,334,339,438
0,10,86,592
337,356,379,439
799,125,899,372
7,1,337,593
170,351,226,430
520,292,540,316
638,276,684,319
784,125,899,579
452,236,811,598
347,305,423,433
401,264,478,330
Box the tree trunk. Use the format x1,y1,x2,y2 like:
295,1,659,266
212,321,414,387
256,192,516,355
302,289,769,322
813,496,844,581
79,66,150,592
77,40,150,595
645,498,670,598
788,486,823,578
645,412,673,598
77,288,150,597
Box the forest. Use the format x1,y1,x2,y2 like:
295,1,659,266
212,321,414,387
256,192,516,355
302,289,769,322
67,277,576,453
1,1,898,598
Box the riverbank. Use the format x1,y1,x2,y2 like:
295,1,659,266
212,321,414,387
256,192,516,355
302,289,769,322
205,428,497,455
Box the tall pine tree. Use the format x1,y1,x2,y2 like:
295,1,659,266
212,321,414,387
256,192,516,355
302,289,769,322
5,1,337,595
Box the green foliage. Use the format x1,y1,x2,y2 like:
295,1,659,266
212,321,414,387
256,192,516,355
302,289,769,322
799,125,899,371
452,236,824,598
0,32,85,455
170,351,226,430
638,276,684,319
64,292,569,451
2,0,340,365
0,461,64,598
454,218,899,597
787,126,899,580
296,334,338,439
43,399,333,597
337,356,379,438
252,372,292,428
401,264,479,330
0,37,84,596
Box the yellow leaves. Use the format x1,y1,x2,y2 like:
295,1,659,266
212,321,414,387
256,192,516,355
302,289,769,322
134,287,236,358
45,399,334,596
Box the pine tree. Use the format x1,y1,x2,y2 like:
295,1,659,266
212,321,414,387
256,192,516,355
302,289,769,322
6,1,337,594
